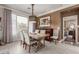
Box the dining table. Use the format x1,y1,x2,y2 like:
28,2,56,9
29,33,49,52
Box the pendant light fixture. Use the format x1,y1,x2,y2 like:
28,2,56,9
29,4,36,21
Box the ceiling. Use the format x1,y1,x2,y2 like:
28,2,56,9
1,4,71,16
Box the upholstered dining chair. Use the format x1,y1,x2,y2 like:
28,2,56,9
65,30,75,44
35,29,39,33
22,30,38,53
20,31,26,49
50,27,60,44
40,30,46,46
40,30,46,34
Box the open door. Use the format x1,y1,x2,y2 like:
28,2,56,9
63,15,78,44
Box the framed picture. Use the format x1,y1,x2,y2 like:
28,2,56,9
40,16,50,27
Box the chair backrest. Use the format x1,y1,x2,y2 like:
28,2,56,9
20,31,24,41
40,30,46,34
35,29,39,33
68,30,74,35
0,31,3,40
53,27,60,38
22,30,30,45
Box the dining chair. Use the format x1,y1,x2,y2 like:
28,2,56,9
65,30,75,44
40,30,46,46
40,30,46,34
35,29,39,33
50,27,60,44
20,31,27,49
22,30,38,53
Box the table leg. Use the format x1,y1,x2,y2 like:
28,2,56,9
43,39,45,47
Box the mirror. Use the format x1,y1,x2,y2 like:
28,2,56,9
69,23,75,30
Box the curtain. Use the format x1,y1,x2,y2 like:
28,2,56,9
3,8,12,43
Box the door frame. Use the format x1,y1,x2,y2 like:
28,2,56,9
63,15,78,44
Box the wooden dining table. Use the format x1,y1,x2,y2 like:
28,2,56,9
29,33,49,52
29,33,47,39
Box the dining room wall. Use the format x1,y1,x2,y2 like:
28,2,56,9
38,11,61,29
37,11,61,41
37,5,79,40
61,7,79,42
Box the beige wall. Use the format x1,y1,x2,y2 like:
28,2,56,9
50,11,61,28
38,11,61,29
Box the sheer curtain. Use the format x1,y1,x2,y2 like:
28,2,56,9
12,14,28,41
12,14,17,42
3,8,12,43
3,9,28,43
17,16,28,41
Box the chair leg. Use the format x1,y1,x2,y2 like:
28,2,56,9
23,42,25,48
23,43,24,48
43,39,45,46
35,42,39,52
28,45,31,53
20,40,22,45
55,40,57,45
25,44,27,49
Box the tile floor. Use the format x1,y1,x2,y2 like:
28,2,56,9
0,41,79,54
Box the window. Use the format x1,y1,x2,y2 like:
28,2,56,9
17,16,28,33
12,13,28,41
12,14,17,36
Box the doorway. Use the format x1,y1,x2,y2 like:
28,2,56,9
63,15,78,44
29,21,36,33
